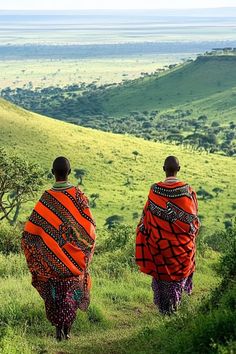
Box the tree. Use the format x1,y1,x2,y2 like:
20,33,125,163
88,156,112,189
142,121,152,129
132,212,139,220
197,187,213,201
90,193,100,208
104,215,124,229
198,115,208,124
74,168,86,185
208,133,218,145
0,148,44,225
211,121,220,127
212,187,224,197
132,150,140,161
226,131,235,141
224,220,233,230
124,176,134,188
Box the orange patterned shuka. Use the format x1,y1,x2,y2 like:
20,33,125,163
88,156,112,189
22,185,96,287
136,180,200,281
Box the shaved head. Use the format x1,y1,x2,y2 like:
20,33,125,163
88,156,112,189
52,156,71,180
163,156,180,176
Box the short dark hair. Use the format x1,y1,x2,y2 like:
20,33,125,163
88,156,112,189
52,156,71,179
163,156,180,173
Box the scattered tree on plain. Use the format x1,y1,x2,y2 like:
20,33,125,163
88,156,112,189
90,193,100,208
74,168,86,185
104,215,124,229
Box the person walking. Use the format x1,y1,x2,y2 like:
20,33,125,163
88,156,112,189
22,156,96,340
136,156,200,314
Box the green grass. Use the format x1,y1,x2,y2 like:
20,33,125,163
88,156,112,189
4,55,235,158
0,249,221,354
0,98,235,353
0,97,235,229
0,55,186,89
1,233,234,354
97,55,236,122
0,225,234,354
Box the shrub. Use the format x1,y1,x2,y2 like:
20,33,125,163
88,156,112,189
197,187,213,200
93,225,136,278
104,215,124,229
205,229,230,253
97,224,134,253
0,253,27,277
196,227,210,256
218,224,236,279
0,224,22,255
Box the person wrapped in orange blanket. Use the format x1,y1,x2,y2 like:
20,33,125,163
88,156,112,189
22,157,96,340
136,156,200,314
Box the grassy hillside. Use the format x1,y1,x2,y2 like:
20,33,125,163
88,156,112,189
0,99,235,354
3,55,235,156
0,97,235,229
4,55,236,122
101,55,236,118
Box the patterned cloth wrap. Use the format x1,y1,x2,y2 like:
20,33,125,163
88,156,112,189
22,185,96,327
136,180,200,313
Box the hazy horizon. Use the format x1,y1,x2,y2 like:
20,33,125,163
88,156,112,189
1,7,236,16
1,7,236,11
1,0,236,10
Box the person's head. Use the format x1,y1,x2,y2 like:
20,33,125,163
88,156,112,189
52,156,71,181
163,156,180,177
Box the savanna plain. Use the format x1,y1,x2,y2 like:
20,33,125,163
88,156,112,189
0,10,236,354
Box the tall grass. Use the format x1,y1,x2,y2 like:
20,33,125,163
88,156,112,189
1,224,230,354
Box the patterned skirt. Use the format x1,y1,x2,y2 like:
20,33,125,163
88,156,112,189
152,273,193,314
33,276,90,327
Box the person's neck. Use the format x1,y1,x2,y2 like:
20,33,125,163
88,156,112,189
52,180,73,190
165,174,177,178
164,175,179,184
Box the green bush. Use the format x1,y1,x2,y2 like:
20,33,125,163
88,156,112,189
93,225,136,278
190,224,236,353
196,227,210,256
205,229,229,252
0,224,22,255
97,224,134,252
217,224,236,279
0,253,28,277
161,224,236,353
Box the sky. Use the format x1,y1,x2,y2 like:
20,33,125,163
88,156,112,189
0,0,236,10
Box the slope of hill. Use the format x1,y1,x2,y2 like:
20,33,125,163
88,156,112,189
0,98,235,354
3,55,236,121
2,55,236,156
0,97,235,229
100,55,236,118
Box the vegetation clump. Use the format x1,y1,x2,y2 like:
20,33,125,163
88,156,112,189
0,148,44,225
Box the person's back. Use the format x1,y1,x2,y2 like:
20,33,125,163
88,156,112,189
136,156,200,314
22,157,96,340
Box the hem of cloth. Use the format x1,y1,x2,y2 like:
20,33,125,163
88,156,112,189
139,269,195,282
32,275,82,283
